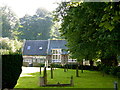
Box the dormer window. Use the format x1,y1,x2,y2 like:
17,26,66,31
27,46,31,50
39,46,42,50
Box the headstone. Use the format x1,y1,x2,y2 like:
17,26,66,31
40,77,45,86
57,82,60,84
70,76,74,86
114,81,118,90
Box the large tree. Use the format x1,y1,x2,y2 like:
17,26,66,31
54,2,120,66
50,21,62,39
18,8,53,40
0,6,19,39
0,37,22,54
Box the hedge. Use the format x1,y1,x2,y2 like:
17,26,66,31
49,63,98,70
2,54,23,89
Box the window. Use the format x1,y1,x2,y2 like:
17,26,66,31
27,46,31,50
52,49,61,54
52,50,56,54
52,49,61,63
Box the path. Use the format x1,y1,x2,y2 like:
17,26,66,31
20,67,51,77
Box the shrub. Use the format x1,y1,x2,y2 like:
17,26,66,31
0,37,23,55
39,64,45,67
117,72,120,78
103,66,111,74
97,64,120,76
65,64,77,69
97,64,111,74
110,66,120,76
64,64,98,70
2,54,23,89
52,64,63,68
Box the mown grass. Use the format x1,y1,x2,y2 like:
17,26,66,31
15,68,120,88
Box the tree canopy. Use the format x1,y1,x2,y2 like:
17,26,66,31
0,6,19,39
17,8,53,40
54,2,120,66
0,37,22,54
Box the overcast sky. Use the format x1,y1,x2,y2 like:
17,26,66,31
0,0,63,18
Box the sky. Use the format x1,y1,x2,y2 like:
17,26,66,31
0,0,63,18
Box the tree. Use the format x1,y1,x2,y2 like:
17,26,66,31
0,37,22,54
50,21,62,39
0,6,19,39
18,8,53,40
36,8,49,18
54,2,120,66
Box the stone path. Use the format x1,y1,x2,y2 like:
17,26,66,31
20,67,50,77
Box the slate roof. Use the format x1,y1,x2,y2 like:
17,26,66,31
23,40,48,56
47,40,68,55
23,40,68,56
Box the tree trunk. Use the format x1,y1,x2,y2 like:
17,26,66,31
51,65,53,79
40,65,41,75
64,65,66,72
81,60,83,73
43,67,47,85
89,59,93,70
112,57,118,66
66,64,68,71
70,63,72,69
76,65,79,77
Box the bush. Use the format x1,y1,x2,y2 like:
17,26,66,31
103,66,111,74
97,64,120,76
65,64,77,69
64,64,98,70
39,64,45,67
97,64,111,74
117,72,120,78
52,64,63,68
0,37,23,55
110,66,120,76
2,54,23,89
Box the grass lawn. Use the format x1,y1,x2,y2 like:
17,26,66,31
15,68,120,88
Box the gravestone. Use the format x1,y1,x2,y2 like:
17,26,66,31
70,76,74,86
40,77,45,86
114,81,118,90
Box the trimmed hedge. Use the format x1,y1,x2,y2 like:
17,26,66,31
2,55,23,89
49,64,99,70
40,64,45,67
64,64,99,70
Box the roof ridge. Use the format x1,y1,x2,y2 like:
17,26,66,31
26,40,48,41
